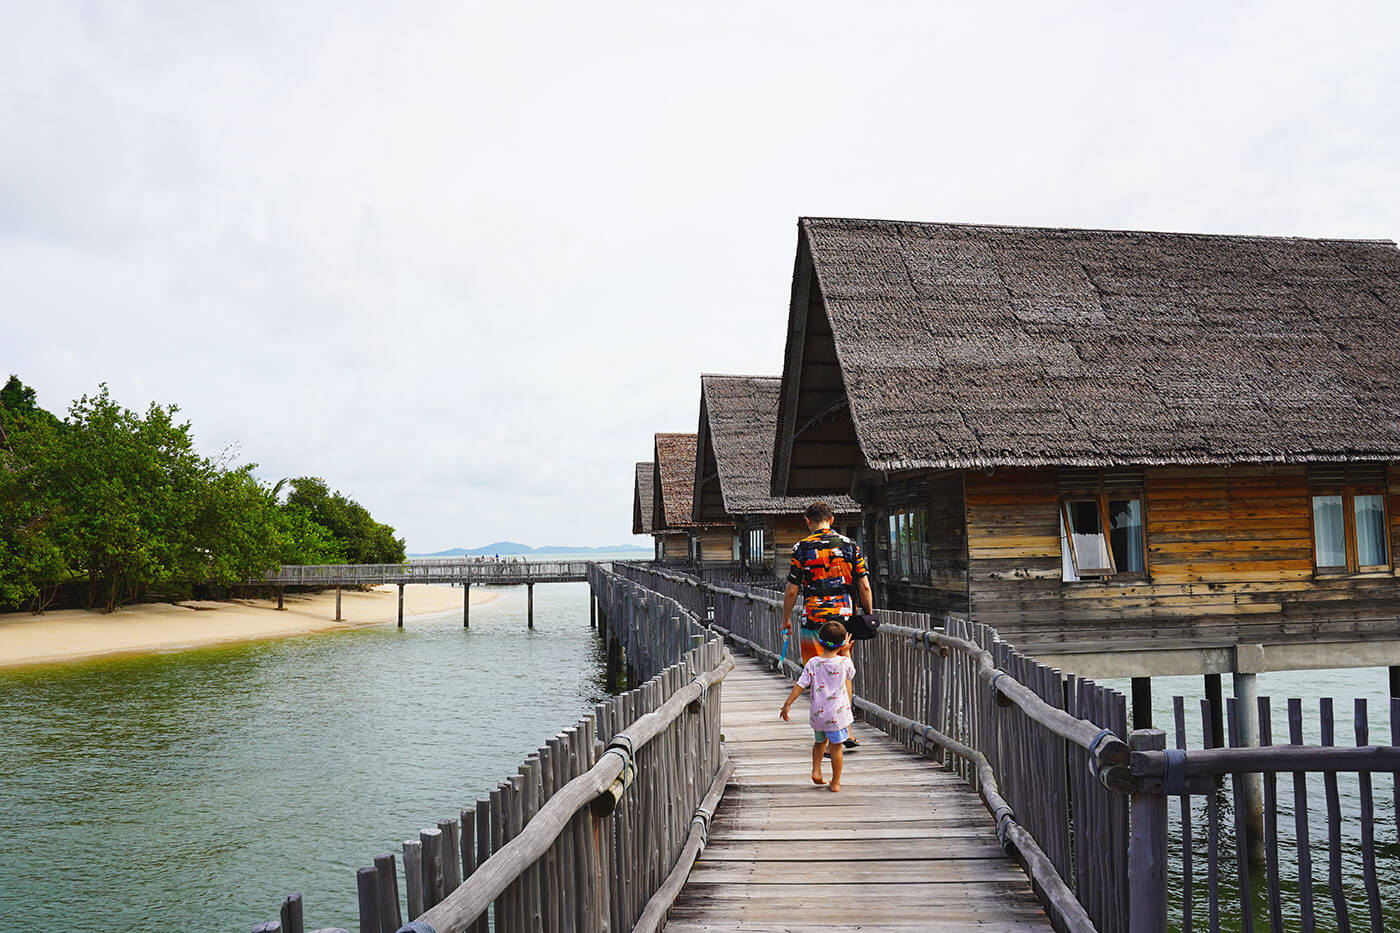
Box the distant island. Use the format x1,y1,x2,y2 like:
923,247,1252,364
410,541,651,558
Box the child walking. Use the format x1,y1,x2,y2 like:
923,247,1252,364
779,620,855,792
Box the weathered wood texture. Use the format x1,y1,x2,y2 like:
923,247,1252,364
623,562,1125,932
693,526,738,563
658,531,690,563
666,657,1052,931
259,559,592,587
951,465,1400,652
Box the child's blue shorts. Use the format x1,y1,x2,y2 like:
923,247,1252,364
814,727,850,743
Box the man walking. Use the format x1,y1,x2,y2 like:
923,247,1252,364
781,501,874,749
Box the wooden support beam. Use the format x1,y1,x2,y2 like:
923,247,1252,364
334,586,342,621
1203,673,1224,749
1389,665,1400,698
527,582,534,629
276,587,284,611
397,583,405,628
464,582,470,629
589,593,596,628
1232,671,1265,863
1127,729,1168,933
1131,677,1152,729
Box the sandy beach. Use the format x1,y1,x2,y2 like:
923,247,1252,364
0,584,494,670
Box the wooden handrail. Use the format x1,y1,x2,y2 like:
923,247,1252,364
409,653,734,932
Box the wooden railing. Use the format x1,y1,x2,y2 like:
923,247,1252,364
247,564,730,933
617,562,1127,932
257,560,594,586
1126,695,1400,933
623,563,1400,933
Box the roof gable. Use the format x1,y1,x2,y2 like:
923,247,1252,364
782,217,1400,475
632,461,655,534
653,433,700,528
701,374,860,514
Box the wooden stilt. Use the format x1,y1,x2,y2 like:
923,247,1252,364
335,586,342,621
277,587,284,611
1389,665,1400,698
398,583,405,628
590,594,597,628
1204,673,1225,749
464,582,471,629
527,582,534,629
1233,671,1265,862
1131,677,1152,729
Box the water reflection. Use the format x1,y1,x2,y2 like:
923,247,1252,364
0,582,608,932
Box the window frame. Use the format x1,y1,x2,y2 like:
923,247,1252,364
1310,485,1391,574
880,507,929,584
1059,491,1148,582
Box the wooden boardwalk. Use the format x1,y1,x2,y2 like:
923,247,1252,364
666,656,1053,932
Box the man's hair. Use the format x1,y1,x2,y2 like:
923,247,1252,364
804,501,835,523
817,620,847,648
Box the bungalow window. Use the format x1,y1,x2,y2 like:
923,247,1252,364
746,527,764,565
1311,488,1390,572
1060,495,1145,580
883,508,929,583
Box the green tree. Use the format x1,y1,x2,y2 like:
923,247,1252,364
285,476,406,564
0,377,68,609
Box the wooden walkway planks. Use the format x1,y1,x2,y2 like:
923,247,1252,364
665,656,1052,932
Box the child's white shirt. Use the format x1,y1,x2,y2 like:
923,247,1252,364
797,655,855,733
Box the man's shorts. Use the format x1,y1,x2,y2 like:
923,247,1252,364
814,727,850,744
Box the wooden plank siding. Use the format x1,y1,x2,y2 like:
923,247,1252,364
956,465,1400,653
659,532,690,563
694,527,737,563
864,472,970,617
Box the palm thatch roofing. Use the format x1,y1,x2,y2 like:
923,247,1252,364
697,374,860,517
633,461,655,535
777,217,1400,482
654,433,731,530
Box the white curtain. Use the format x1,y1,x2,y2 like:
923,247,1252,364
1312,495,1346,567
1110,499,1145,573
1354,494,1388,567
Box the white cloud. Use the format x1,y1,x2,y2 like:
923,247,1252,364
3,0,1398,550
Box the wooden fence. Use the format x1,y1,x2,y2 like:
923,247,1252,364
247,564,730,933
622,562,1400,933
617,562,1129,933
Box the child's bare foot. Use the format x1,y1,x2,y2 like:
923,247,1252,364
828,781,841,792
811,772,826,785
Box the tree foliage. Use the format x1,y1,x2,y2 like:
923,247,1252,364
0,376,398,612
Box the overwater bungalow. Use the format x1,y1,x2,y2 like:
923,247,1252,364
653,432,735,564
769,216,1400,686
691,373,860,573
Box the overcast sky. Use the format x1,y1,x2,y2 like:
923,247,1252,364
3,2,1397,552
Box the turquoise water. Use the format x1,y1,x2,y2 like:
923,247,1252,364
0,582,608,932
1103,668,1400,932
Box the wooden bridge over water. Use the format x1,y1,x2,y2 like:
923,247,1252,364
248,561,1400,933
257,560,592,627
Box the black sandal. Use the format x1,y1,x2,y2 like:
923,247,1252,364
843,737,860,749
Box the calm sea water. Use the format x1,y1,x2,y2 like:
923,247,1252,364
1102,668,1400,932
0,582,608,932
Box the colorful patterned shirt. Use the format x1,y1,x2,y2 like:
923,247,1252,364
787,529,868,629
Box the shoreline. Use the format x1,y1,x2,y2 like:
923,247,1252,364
0,584,496,671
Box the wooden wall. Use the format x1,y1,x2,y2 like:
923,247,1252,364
659,532,689,563
694,527,737,563
958,465,1400,653
864,472,969,617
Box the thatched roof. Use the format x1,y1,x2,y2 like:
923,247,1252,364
653,433,730,530
779,217,1400,479
698,374,860,516
633,462,655,535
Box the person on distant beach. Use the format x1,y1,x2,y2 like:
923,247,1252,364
781,501,872,749
779,620,855,792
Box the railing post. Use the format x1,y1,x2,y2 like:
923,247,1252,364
1128,728,1167,933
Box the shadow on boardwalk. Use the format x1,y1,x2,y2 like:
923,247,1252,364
667,656,1052,932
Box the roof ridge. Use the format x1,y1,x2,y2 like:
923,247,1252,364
798,216,1398,248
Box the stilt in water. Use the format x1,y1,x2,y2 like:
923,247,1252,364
1131,677,1152,729
1204,673,1225,748
1233,670,1265,863
1389,665,1400,698
463,581,471,629
335,586,342,621
397,583,405,628
527,582,534,629
590,594,597,628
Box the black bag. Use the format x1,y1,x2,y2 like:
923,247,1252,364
844,611,880,641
